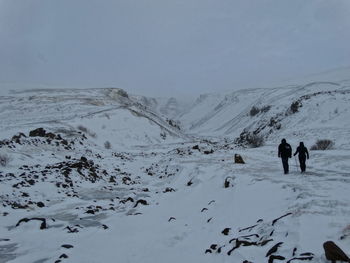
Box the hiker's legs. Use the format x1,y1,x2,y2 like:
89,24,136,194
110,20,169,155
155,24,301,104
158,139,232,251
299,156,306,172
282,158,289,174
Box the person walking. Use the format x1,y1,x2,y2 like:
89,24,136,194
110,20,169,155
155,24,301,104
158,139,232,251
294,142,309,173
278,138,292,174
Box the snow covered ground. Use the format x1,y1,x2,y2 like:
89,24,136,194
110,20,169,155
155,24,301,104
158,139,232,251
1,75,350,263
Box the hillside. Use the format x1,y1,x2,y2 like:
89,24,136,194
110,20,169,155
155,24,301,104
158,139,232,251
1,74,350,263
180,79,350,149
0,88,190,149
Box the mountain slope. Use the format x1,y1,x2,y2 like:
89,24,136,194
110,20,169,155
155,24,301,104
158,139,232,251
0,88,190,149
180,79,350,148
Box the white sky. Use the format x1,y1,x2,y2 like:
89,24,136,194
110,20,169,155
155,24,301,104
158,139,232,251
0,0,350,96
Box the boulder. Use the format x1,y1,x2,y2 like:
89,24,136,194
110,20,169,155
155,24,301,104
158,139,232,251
234,154,245,164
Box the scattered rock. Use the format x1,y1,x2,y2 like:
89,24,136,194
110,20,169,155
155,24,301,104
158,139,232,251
210,244,218,250
323,241,350,263
85,209,95,214
133,199,148,208
163,187,175,193
192,145,200,150
36,202,45,208
268,255,285,263
222,228,231,235
234,154,245,164
266,242,283,257
224,177,234,188
61,244,74,249
187,179,193,186
59,254,68,259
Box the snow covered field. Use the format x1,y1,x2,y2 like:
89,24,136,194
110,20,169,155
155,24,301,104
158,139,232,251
1,75,350,263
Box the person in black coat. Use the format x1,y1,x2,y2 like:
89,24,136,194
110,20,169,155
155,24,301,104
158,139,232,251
294,142,309,172
278,138,292,174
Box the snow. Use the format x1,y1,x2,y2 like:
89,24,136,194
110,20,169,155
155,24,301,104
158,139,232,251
1,71,350,262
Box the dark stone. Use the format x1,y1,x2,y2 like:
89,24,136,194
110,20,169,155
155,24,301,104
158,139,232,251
266,242,283,257
37,202,45,208
163,187,175,193
133,199,148,207
210,244,218,250
234,154,245,164
192,145,200,150
268,255,285,263
222,228,231,235
61,244,74,249
29,128,47,137
323,241,350,263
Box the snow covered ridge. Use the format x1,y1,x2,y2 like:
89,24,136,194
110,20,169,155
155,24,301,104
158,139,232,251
0,87,190,148
180,80,350,148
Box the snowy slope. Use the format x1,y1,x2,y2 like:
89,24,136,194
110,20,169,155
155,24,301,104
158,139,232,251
180,79,350,148
0,87,190,149
1,71,350,263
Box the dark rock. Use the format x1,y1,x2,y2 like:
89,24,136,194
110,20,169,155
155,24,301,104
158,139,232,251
187,179,193,186
85,209,95,214
65,226,79,233
234,154,245,164
323,241,350,263
163,187,175,193
268,255,285,263
27,179,35,185
210,244,218,250
133,199,148,208
224,177,234,188
37,202,45,208
29,128,46,137
266,242,283,257
222,228,231,235
59,254,68,259
61,244,74,249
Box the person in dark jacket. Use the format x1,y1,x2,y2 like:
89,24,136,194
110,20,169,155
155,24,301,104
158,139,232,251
278,138,292,174
294,142,309,172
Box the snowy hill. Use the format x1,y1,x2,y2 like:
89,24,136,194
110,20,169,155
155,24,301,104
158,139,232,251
180,79,350,149
1,73,350,263
0,88,190,149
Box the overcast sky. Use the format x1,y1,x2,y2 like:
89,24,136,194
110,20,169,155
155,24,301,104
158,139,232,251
0,0,350,96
